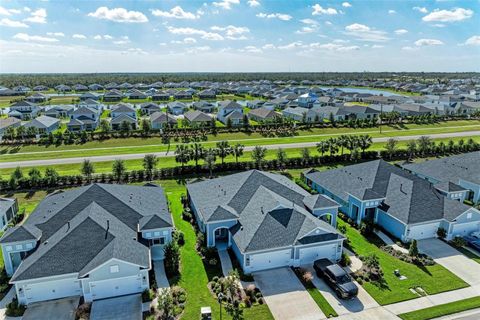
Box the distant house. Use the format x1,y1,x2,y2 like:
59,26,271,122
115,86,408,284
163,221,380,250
197,89,216,99
44,105,74,118
126,89,147,100
110,103,137,130
55,84,71,92
73,84,89,92
192,101,215,113
8,101,41,120
88,83,104,91
184,110,212,126
24,115,60,134
33,85,49,92
174,90,193,100
0,198,18,231
140,102,161,115
282,107,311,122
79,92,102,101
150,111,177,129
217,100,244,126
167,101,188,115
297,92,318,108
67,106,100,131
25,93,48,103
152,91,170,101
78,98,104,111
103,89,124,102
246,100,265,109
248,107,280,122
0,117,21,137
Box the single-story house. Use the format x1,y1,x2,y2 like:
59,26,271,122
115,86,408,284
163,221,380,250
79,92,102,101
184,110,212,126
403,152,480,204
192,101,215,113
111,103,136,119
88,84,104,91
197,89,216,99
44,105,74,118
304,160,480,242
246,100,265,109
25,93,48,104
0,117,22,137
103,90,124,102
110,114,137,130
167,102,188,115
126,89,147,100
187,170,344,273
150,112,177,130
73,84,89,92
8,101,41,120
140,102,161,115
0,198,18,231
152,91,170,101
24,115,60,134
0,183,173,305
248,107,280,122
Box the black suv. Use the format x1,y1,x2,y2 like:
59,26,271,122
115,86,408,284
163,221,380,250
313,258,358,299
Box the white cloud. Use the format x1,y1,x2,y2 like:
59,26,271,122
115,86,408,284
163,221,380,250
183,37,197,44
243,45,262,53
296,26,316,34
309,42,359,52
342,2,352,8
121,48,147,55
247,0,260,8
325,21,332,26
93,35,102,40
0,6,11,16
13,33,58,42
371,44,384,49
211,25,249,37
151,6,198,19
212,0,240,10
402,46,418,51
88,7,148,23
46,32,65,37
394,29,408,35
24,8,47,23
312,4,338,15
278,41,303,50
464,35,480,46
9,9,21,14
422,8,473,22
23,7,31,13
388,10,396,14
103,35,113,40
413,7,428,14
414,38,444,46
166,26,224,41
301,18,318,25
256,12,292,21
262,43,275,50
72,34,87,39
0,18,28,28
344,23,389,42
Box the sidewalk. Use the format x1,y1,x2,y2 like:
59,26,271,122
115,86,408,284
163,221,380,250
217,249,233,277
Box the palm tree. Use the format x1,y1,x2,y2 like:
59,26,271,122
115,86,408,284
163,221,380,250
276,148,287,170
357,135,373,153
337,135,349,155
112,159,126,182
384,138,398,159
231,143,244,164
143,154,158,178
316,141,328,156
190,143,205,168
251,146,267,169
301,147,311,164
406,140,417,160
175,145,192,170
417,136,432,156
44,168,59,187
327,138,339,156
81,159,95,181
216,141,231,165
203,148,216,178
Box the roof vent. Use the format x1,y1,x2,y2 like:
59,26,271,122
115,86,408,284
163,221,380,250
261,207,264,214
66,221,70,232
43,241,48,245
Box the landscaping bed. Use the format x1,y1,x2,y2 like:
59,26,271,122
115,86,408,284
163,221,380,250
338,219,469,305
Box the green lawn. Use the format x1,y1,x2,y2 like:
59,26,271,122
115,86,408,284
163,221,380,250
398,296,480,320
454,246,480,264
338,219,469,305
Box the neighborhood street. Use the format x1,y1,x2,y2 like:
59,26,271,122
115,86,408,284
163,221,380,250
1,130,480,169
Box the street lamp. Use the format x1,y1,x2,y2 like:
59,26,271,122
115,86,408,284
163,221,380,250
217,292,224,320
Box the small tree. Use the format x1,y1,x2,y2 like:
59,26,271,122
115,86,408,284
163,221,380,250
190,143,205,168
81,159,95,181
141,119,151,136
11,167,23,181
175,145,192,170
204,148,216,178
164,241,180,276
143,154,158,178
384,138,398,159
216,141,231,165
301,147,311,164
28,168,42,187
44,168,59,186
251,146,267,168
409,239,419,257
231,143,244,164
112,159,126,182
276,148,287,170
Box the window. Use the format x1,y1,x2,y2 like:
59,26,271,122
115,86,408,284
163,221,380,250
153,238,165,245
15,245,22,250
5,246,12,252
110,265,119,273
246,256,250,266
26,243,33,250
145,232,152,238
154,231,160,237
467,212,472,220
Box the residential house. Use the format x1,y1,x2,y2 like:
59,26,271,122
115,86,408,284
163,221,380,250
25,93,48,104
246,100,265,109
217,100,244,126
55,84,71,92
0,183,173,305
192,101,215,113
248,107,280,122
167,102,188,115
67,106,100,131
79,92,102,101
150,112,177,129
174,90,193,100
73,84,89,92
44,105,74,118
304,160,480,242
8,101,41,120
0,198,18,231
403,152,480,204
88,84,104,91
152,91,170,101
110,103,137,130
297,92,318,108
78,98,104,111
187,170,344,273
24,115,60,134
0,118,21,137
103,90,124,102
197,89,216,99
140,102,161,115
184,110,212,126
126,89,147,100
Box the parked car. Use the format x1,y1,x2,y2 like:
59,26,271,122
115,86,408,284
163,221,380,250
464,235,480,252
313,259,358,299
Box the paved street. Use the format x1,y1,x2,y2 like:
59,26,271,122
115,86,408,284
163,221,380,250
1,130,480,169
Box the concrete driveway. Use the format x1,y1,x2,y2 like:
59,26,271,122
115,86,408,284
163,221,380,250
305,266,379,316
22,296,80,320
418,239,480,285
254,267,324,320
90,294,142,320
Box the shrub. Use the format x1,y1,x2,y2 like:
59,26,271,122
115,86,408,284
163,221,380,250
451,236,466,248
243,296,252,308
5,297,26,317
338,225,347,234
437,227,447,239
409,239,419,257
340,252,351,267
175,231,185,246
75,302,91,320
142,289,155,302
209,258,218,266
182,210,192,222
302,270,314,284
359,222,374,236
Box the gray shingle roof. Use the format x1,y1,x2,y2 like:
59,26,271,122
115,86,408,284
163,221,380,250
5,183,170,282
303,194,339,211
305,160,472,224
187,170,343,253
24,116,59,129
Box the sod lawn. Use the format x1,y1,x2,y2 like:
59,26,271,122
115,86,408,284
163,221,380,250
398,296,480,320
338,220,469,305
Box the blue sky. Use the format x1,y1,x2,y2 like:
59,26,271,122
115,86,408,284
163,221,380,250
0,0,479,73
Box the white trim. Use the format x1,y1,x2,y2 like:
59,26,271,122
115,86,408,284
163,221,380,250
79,258,148,278
11,272,79,285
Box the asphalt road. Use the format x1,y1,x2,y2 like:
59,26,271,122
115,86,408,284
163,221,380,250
1,130,479,169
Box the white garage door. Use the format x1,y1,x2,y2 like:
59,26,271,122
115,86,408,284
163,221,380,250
299,244,336,265
24,277,81,303
249,249,291,272
90,275,143,300
408,222,439,240
451,222,480,238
